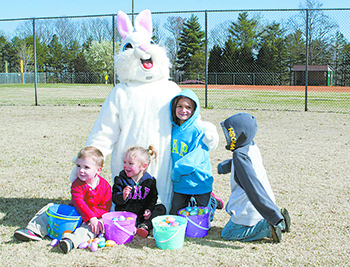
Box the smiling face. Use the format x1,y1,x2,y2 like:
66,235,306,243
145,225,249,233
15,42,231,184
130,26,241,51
175,97,195,125
76,157,102,185
123,153,147,181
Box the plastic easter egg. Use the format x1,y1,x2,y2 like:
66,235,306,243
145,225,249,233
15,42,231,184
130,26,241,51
158,221,166,226
126,217,133,220
185,211,190,216
98,240,106,248
90,241,98,252
92,237,100,243
193,207,199,212
179,209,186,215
186,206,192,212
78,241,89,249
98,233,105,239
112,217,118,221
118,215,126,221
50,239,59,247
198,209,204,215
171,221,180,227
203,208,209,214
190,210,198,216
165,216,175,224
105,240,116,247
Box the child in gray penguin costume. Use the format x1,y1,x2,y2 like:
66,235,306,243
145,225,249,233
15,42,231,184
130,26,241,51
218,112,291,243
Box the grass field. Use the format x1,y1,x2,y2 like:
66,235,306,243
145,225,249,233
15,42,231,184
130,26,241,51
0,105,349,266
1,83,350,113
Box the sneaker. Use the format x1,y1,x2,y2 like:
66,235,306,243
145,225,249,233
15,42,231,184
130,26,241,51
281,208,291,233
137,224,149,239
14,229,42,242
270,224,282,243
60,239,73,254
211,192,224,209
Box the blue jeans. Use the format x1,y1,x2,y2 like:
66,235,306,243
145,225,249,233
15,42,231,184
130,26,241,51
221,219,285,242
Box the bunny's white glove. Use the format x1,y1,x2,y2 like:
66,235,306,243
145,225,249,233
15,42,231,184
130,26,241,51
197,119,219,151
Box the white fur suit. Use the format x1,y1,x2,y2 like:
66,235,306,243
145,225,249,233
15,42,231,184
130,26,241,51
70,10,218,213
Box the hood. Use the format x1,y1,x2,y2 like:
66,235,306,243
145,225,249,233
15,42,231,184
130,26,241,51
220,112,257,151
170,89,200,130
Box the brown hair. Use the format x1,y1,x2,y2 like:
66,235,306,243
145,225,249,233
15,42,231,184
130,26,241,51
77,146,104,168
171,96,196,126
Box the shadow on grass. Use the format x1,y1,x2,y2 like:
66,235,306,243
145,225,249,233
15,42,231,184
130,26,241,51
0,197,70,228
124,225,243,250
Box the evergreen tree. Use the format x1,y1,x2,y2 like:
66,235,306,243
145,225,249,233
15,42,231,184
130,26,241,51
208,44,223,73
176,14,205,80
256,22,288,84
223,12,260,73
47,34,64,73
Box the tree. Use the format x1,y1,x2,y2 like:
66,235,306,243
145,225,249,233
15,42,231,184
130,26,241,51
164,16,186,76
176,14,205,80
330,31,350,86
81,18,112,43
288,0,338,65
208,45,223,73
222,12,260,73
47,34,64,73
256,22,289,84
83,40,114,75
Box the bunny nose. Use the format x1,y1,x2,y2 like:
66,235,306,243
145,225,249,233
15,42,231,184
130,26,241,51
138,44,149,52
134,44,150,59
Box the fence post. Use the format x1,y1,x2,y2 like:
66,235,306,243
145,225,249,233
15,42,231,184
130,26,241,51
112,14,116,87
33,18,38,106
204,10,208,108
304,9,309,111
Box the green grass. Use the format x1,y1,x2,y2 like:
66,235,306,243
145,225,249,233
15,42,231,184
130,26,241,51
1,83,349,113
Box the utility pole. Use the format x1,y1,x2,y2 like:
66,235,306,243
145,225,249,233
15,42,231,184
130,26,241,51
132,0,134,25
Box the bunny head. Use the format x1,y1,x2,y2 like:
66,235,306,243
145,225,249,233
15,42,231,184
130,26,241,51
115,9,170,83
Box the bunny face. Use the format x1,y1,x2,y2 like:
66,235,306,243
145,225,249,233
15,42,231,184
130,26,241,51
116,9,170,83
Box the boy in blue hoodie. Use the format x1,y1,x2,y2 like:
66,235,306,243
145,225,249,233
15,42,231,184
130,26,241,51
169,89,216,215
218,112,291,243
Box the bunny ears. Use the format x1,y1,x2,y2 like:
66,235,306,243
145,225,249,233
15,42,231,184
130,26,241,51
117,9,153,39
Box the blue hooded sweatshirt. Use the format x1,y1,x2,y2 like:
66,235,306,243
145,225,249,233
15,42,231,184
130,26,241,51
170,89,213,195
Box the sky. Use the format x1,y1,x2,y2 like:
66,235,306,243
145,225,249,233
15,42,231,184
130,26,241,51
0,0,348,19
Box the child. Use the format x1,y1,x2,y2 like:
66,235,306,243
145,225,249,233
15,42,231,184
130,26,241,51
218,112,291,243
14,146,112,253
112,145,166,238
169,89,218,215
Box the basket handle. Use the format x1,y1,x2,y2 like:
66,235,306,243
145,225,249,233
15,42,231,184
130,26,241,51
155,227,182,243
186,217,210,230
113,221,136,236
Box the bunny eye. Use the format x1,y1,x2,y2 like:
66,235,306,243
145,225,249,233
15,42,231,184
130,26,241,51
123,43,133,51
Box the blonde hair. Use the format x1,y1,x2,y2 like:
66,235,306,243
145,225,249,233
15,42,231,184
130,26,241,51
124,145,157,170
77,146,104,168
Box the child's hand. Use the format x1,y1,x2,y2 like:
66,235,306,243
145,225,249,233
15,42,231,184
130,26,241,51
123,186,132,200
89,217,103,235
143,209,151,220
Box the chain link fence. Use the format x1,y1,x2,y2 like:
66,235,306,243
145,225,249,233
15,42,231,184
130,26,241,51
0,8,349,113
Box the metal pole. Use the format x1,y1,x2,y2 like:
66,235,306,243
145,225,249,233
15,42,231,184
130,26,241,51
305,9,309,111
204,10,208,108
132,0,134,25
33,18,38,106
112,14,116,87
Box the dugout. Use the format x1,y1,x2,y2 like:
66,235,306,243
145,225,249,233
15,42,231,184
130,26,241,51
292,65,334,86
